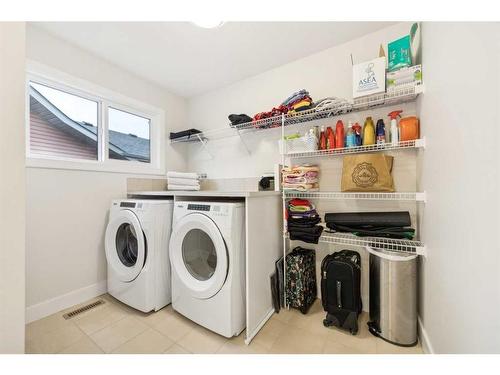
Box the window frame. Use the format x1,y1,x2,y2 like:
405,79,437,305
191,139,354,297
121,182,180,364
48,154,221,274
26,62,164,175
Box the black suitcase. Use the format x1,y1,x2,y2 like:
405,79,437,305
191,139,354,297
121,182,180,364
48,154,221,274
285,247,317,314
321,250,362,335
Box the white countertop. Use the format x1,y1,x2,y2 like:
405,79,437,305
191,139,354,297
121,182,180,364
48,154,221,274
128,190,281,198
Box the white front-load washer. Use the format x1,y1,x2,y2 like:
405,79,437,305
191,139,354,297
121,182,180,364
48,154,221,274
105,199,173,312
169,201,246,338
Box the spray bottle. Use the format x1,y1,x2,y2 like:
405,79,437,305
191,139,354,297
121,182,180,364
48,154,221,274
388,110,403,146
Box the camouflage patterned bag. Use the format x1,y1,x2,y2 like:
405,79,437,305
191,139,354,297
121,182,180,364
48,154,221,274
285,247,317,314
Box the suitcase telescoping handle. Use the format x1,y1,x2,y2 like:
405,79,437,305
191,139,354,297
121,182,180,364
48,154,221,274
336,281,342,309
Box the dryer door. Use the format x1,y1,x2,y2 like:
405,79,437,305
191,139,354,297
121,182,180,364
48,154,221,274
105,210,146,282
170,213,228,299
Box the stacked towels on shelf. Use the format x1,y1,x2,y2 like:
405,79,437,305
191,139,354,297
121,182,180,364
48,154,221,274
287,198,323,244
282,165,319,192
167,171,200,191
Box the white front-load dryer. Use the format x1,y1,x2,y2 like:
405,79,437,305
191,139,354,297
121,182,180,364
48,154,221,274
105,199,173,312
169,201,246,338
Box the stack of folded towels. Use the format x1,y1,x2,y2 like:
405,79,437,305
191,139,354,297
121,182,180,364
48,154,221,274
282,165,319,192
167,171,200,191
287,198,323,244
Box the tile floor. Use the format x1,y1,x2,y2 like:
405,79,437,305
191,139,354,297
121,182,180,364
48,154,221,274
26,294,423,354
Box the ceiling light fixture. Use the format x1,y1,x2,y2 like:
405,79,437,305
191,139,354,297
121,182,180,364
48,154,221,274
192,21,224,29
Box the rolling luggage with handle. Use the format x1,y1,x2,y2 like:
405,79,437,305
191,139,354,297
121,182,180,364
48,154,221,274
285,247,317,314
321,250,362,334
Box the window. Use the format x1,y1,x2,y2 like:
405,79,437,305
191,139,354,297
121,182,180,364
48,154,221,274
29,82,99,160
26,70,163,174
108,107,151,163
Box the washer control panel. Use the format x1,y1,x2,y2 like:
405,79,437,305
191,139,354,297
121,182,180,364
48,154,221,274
120,202,136,208
187,204,211,212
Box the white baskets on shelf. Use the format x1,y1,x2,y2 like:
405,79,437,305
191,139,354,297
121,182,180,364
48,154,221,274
279,135,318,155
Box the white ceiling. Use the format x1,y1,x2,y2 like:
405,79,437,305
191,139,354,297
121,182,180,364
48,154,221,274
31,22,394,98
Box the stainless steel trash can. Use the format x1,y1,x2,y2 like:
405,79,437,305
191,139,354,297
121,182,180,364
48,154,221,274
367,247,418,346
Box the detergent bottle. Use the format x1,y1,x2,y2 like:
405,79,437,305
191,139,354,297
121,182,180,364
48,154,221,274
352,122,362,146
388,110,403,146
326,126,335,149
376,119,386,144
319,126,327,150
362,116,375,146
335,120,345,149
346,121,356,148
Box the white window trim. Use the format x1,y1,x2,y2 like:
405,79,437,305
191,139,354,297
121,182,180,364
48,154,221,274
26,61,165,175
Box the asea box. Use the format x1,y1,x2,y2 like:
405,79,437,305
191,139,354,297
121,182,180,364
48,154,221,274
352,57,386,98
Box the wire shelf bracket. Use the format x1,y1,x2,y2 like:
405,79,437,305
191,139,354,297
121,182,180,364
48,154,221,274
195,133,213,159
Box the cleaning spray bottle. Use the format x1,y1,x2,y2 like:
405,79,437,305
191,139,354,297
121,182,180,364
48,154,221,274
388,110,403,146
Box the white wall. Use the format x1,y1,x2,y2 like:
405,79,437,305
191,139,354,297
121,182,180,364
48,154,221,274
0,22,26,353
418,22,500,353
25,25,188,321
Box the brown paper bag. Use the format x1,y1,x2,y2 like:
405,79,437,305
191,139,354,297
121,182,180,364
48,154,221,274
341,153,395,192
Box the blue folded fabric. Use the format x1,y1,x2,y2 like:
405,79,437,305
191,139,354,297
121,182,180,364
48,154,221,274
282,89,309,106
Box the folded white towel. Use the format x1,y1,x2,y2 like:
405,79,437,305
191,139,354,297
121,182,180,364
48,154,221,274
167,177,200,186
168,184,200,191
167,171,198,180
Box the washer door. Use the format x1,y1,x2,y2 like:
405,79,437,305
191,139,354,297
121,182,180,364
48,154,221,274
105,210,146,282
170,213,228,299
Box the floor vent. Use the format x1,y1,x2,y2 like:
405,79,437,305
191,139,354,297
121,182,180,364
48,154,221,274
63,299,106,320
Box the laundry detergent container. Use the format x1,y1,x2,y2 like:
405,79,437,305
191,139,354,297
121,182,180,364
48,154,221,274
367,247,418,346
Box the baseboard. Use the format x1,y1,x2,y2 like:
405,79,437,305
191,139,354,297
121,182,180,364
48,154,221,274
418,316,434,354
26,280,107,324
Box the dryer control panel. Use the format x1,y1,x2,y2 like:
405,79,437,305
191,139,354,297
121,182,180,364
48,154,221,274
187,204,210,211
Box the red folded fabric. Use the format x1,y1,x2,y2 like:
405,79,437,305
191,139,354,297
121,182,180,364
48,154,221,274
289,198,311,206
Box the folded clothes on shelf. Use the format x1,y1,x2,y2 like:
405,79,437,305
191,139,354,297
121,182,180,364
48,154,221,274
282,89,310,107
169,128,202,140
287,198,323,244
228,113,253,127
250,89,314,129
282,165,319,192
252,105,289,128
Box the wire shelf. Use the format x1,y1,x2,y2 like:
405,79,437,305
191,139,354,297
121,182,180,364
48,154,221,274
284,138,425,158
284,191,426,202
286,231,425,256
170,83,424,144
